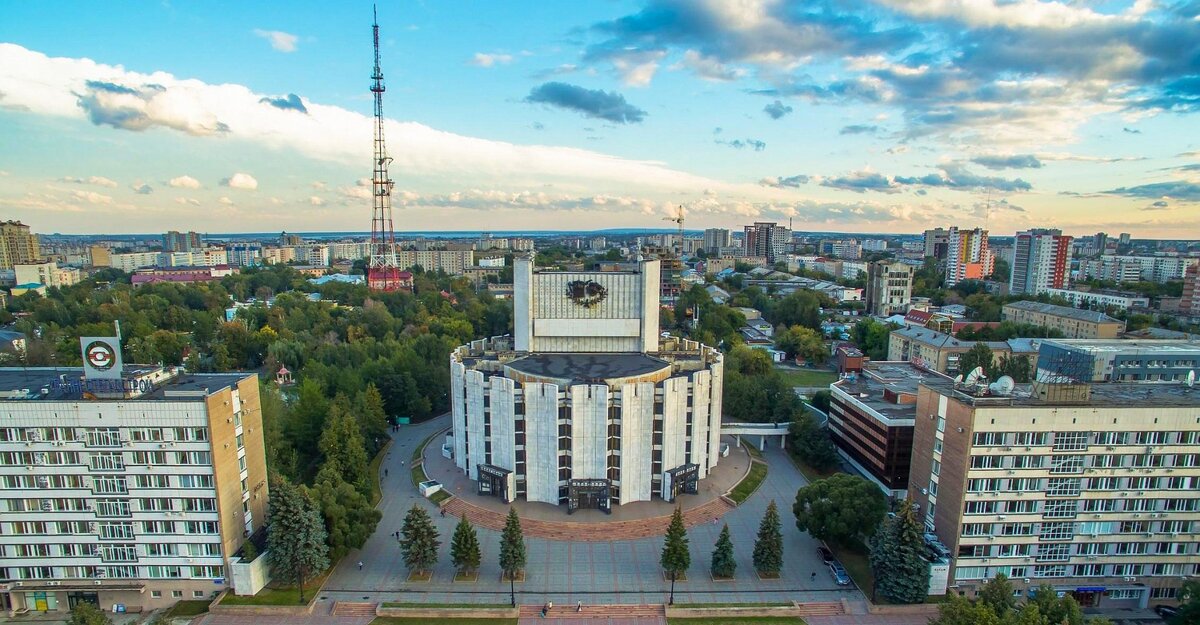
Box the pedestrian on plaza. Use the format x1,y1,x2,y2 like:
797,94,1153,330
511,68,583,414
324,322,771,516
540,602,547,617
384,468,389,477
576,601,583,612
547,601,553,612
440,508,446,518
810,571,816,582
358,561,364,571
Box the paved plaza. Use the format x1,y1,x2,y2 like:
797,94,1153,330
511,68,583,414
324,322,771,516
319,413,866,608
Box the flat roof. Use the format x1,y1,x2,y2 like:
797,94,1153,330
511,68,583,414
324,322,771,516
1042,338,1200,355
921,375,1200,408
1003,300,1121,324
835,362,937,421
0,367,251,401
506,353,670,383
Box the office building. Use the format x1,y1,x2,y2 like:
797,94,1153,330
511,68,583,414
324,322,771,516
1182,265,1200,317
1043,289,1150,311
396,249,474,275
449,256,725,511
161,231,202,253
887,326,1041,376
923,228,951,260
1002,301,1125,339
1080,256,1198,284
743,222,790,262
14,262,80,289
1010,229,1072,296
1035,339,1200,383
945,227,994,287
909,376,1200,609
0,221,40,270
828,362,939,497
702,229,732,253
865,260,915,316
819,239,863,260
0,355,268,613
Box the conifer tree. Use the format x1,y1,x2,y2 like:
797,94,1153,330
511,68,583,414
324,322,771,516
752,500,783,576
399,504,440,575
868,499,931,603
498,508,526,606
710,523,736,579
661,506,691,604
450,516,482,574
266,478,330,603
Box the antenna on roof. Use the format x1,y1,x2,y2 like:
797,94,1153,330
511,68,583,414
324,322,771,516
963,366,985,387
1187,370,1195,388
989,375,1015,396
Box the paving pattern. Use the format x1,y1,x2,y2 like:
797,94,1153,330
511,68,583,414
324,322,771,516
518,603,665,624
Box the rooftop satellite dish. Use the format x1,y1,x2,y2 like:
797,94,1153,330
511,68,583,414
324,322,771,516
989,375,1016,396
963,367,985,386
953,374,964,385
1187,370,1196,388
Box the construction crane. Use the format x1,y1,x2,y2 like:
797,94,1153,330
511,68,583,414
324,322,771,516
662,205,685,254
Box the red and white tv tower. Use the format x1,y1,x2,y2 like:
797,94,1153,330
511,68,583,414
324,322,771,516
366,6,404,292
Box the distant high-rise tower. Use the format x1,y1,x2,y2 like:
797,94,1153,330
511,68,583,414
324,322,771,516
1009,228,1071,296
366,6,404,292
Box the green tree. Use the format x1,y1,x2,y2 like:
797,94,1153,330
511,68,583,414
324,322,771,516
851,318,896,360
450,516,482,574
354,384,390,455
977,573,1017,618
318,400,370,493
788,412,839,471
989,258,1010,282
1170,579,1200,625
661,506,691,604
793,474,887,546
928,593,1002,625
399,504,440,574
68,602,112,625
1026,584,1084,625
868,499,930,604
266,478,330,603
752,500,784,576
498,508,527,606
775,325,828,363
770,290,824,330
307,469,381,561
957,342,994,379
710,523,736,579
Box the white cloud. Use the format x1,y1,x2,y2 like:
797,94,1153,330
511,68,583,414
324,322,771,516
217,196,234,205
470,53,513,67
224,173,258,190
72,190,112,204
876,0,1125,30
61,175,118,187
168,175,201,189
673,50,745,82
309,196,324,206
252,29,299,53
175,197,200,206
311,181,327,189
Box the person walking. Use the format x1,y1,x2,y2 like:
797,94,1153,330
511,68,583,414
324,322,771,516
576,600,583,612
357,561,364,571
384,468,389,477
810,571,816,582
540,602,547,618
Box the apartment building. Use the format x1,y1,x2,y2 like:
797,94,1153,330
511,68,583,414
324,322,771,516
887,326,1041,376
14,262,80,289
909,378,1200,609
396,249,474,275
1002,301,1125,339
743,222,790,262
1181,265,1199,317
1080,256,1198,284
945,227,994,287
0,360,268,614
1010,229,1072,296
161,231,203,253
0,221,40,270
702,228,732,253
1043,289,1150,311
865,260,915,316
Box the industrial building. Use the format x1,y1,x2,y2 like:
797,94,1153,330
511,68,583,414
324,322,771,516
449,256,725,511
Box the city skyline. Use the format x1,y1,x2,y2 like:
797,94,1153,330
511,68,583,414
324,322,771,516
1,1,1199,237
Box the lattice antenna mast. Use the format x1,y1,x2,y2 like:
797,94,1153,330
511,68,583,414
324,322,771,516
367,5,401,291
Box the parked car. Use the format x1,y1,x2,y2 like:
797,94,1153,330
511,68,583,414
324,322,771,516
1154,604,1180,619
817,545,834,565
828,562,851,586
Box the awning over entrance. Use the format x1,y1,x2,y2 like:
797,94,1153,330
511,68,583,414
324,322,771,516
476,463,515,504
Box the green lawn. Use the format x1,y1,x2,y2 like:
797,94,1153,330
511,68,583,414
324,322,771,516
776,369,837,388
728,461,768,504
219,586,309,606
785,449,842,485
828,541,873,598
668,618,806,625
164,600,211,617
412,430,444,464
369,614,511,619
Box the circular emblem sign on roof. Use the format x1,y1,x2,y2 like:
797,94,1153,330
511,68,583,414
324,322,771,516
85,340,117,371
566,280,607,308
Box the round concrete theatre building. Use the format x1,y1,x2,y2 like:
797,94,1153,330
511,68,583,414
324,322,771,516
449,256,724,512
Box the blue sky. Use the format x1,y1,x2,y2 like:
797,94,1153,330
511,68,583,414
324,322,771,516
0,0,1198,236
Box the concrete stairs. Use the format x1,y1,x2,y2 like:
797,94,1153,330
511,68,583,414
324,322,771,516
331,601,378,617
518,603,666,623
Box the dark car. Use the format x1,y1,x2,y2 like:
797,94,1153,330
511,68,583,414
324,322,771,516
817,546,834,565
828,562,851,586
1154,604,1179,619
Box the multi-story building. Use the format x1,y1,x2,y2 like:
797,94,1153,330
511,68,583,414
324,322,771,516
279,232,302,246
14,262,80,289
226,244,262,268
0,361,268,613
865,260,914,316
88,246,111,268
260,247,296,265
508,238,535,252
0,221,40,270
1081,256,1199,284
108,252,160,273
923,228,951,260
396,250,474,275
450,256,725,510
1043,289,1150,311
1182,265,1200,317
159,249,229,268
743,222,790,262
702,229,732,253
862,239,889,252
294,245,329,267
909,377,1200,609
328,242,369,261
1010,229,1072,296
828,362,937,497
1002,301,1125,339
161,231,203,253
1035,339,1200,383
819,239,863,260
945,227,994,287
131,266,236,286
887,326,1041,376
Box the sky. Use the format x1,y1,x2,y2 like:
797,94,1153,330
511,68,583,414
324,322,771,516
0,0,1198,237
